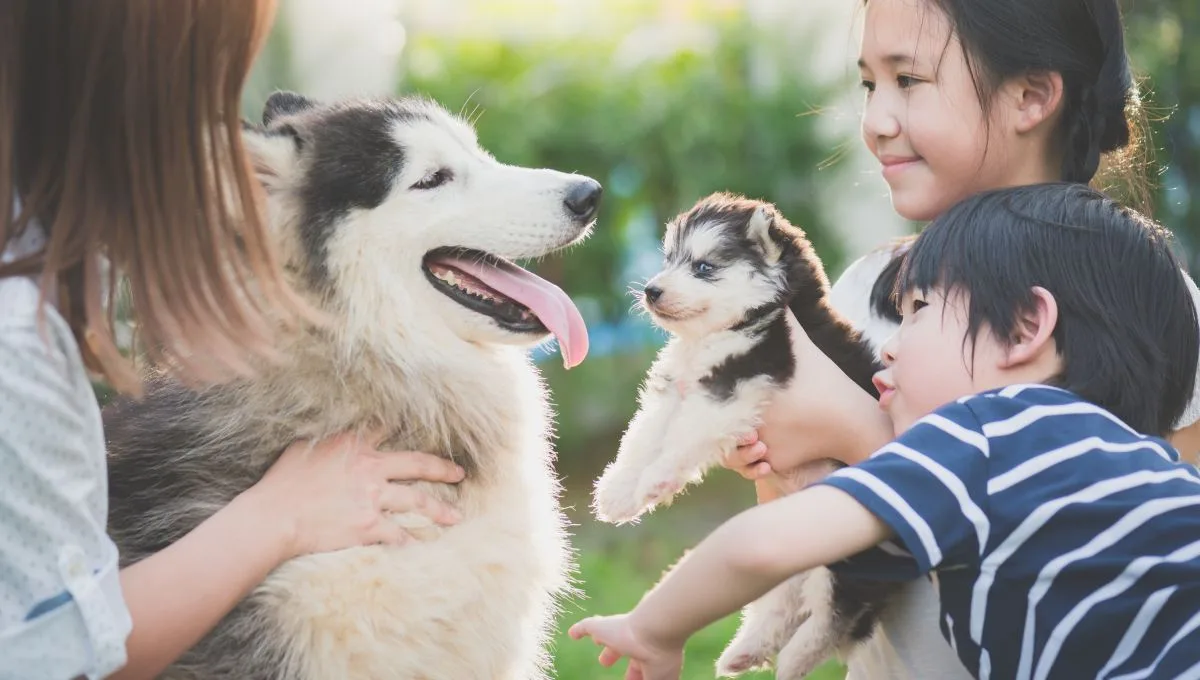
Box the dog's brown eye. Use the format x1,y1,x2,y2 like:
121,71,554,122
412,168,453,190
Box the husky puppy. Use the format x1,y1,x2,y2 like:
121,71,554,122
592,193,896,678
103,91,601,680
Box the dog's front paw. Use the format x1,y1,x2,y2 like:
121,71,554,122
593,465,653,524
632,469,685,513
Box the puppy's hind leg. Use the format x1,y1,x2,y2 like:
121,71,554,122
773,568,845,680
716,573,810,677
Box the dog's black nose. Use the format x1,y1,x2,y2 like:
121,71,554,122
644,285,663,303
564,179,603,221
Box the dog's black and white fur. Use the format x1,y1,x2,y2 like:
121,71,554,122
592,193,896,678
103,92,602,679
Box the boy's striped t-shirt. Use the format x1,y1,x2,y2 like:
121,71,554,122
819,384,1200,680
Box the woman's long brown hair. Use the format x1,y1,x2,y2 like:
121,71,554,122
0,0,312,395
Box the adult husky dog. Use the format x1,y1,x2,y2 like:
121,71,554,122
103,91,601,680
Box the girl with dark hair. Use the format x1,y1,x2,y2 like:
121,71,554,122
718,0,1200,677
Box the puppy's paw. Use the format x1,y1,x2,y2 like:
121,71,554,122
633,471,684,512
592,466,651,524
715,636,774,677
774,621,840,680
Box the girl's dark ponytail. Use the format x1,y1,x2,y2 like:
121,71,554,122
1061,0,1135,183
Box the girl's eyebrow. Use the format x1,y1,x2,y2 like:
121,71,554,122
857,54,916,69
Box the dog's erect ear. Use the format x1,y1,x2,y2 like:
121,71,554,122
747,204,783,263
262,91,317,126
241,122,302,194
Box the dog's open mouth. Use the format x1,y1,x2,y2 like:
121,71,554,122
422,247,589,368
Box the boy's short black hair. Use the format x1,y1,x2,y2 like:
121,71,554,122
897,182,1198,436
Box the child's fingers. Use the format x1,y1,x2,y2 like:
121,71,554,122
738,441,767,464
753,460,773,478
599,646,623,667
567,621,590,640
723,439,768,470
735,431,759,447
746,443,769,464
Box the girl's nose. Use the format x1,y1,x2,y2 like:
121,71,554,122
861,92,901,142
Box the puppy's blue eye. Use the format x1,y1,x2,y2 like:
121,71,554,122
693,260,714,275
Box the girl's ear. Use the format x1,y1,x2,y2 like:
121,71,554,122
1001,286,1059,368
1002,70,1065,135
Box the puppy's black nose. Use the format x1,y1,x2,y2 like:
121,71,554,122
564,178,603,221
644,285,663,303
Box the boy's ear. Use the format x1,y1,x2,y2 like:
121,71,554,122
1003,70,1065,135
747,204,783,263
1001,286,1059,368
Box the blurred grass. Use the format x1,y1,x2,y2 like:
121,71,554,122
548,474,846,680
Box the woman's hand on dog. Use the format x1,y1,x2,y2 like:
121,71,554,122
722,310,894,493
247,432,467,559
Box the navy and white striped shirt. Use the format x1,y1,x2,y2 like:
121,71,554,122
819,384,1200,680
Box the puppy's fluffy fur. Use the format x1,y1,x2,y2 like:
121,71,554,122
592,193,897,678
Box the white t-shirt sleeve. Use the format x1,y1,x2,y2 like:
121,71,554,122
1174,270,1200,430
0,276,132,680
829,248,902,355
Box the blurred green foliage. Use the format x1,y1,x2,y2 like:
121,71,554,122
1122,0,1200,263
397,22,847,320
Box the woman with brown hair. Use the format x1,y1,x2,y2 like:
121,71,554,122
0,2,463,678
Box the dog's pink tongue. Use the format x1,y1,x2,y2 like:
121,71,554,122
445,257,589,369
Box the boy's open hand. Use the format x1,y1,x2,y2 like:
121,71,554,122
569,614,683,680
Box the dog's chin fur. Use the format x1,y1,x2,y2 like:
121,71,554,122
103,92,599,680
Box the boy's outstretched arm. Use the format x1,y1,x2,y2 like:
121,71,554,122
570,485,890,677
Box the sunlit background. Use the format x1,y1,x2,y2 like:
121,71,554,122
236,1,1199,677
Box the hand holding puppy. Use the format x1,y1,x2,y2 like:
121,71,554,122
724,311,892,488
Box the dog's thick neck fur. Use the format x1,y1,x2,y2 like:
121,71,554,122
206,317,539,481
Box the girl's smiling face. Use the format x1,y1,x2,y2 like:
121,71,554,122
857,0,1030,222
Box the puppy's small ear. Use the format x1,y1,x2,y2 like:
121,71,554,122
241,122,303,194
747,204,783,263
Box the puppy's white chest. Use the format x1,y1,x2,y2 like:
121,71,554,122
654,333,761,397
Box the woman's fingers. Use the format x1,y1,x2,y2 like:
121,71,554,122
367,519,411,547
379,484,462,525
375,451,467,484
